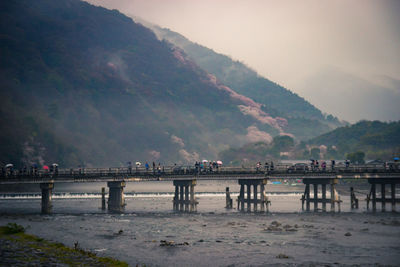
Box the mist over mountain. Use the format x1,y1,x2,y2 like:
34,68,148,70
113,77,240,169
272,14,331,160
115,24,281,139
142,23,344,139
0,0,349,168
299,66,400,123
0,0,274,167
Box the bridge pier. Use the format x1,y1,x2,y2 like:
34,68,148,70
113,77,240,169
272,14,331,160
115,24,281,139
101,187,106,210
350,187,359,210
173,180,198,212
107,181,126,212
367,178,399,212
302,178,341,212
226,187,233,209
40,182,54,214
238,179,269,212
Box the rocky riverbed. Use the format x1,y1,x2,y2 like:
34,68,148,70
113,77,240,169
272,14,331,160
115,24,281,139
0,223,128,266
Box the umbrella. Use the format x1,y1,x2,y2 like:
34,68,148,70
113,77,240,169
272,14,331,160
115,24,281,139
52,163,58,167
43,165,49,170
202,160,208,163
217,160,223,165
5,164,13,168
136,162,141,167
394,157,399,161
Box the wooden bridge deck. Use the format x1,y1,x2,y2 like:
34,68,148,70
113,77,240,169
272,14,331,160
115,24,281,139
1,164,399,184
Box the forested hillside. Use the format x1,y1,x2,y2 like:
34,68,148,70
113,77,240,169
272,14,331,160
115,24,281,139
307,120,400,160
0,0,285,167
219,120,400,165
147,25,343,140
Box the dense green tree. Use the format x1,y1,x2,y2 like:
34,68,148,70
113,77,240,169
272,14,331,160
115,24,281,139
310,148,320,160
326,146,340,159
346,151,365,164
308,121,400,160
272,135,294,151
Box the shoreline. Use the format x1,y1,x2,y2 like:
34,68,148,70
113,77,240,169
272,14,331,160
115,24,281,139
1,211,400,266
0,223,128,267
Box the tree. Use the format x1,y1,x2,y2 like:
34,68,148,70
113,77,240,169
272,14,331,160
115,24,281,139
346,151,365,164
272,135,294,151
326,145,340,159
302,149,310,158
310,147,320,159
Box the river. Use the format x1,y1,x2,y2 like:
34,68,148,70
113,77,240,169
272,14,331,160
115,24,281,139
0,180,399,266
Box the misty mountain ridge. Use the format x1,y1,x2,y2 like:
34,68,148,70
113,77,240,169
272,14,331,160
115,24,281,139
138,21,344,136
0,0,318,168
1,0,370,169
219,120,400,164
299,65,400,122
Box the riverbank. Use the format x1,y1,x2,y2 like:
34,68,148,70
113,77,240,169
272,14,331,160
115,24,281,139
2,210,400,266
0,223,128,266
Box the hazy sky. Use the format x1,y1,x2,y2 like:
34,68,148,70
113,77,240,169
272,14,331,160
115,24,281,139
87,0,400,122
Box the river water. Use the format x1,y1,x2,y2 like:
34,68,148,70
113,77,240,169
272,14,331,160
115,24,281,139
1,180,399,266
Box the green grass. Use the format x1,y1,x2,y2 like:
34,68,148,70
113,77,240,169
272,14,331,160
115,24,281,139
0,224,129,267
1,223,25,234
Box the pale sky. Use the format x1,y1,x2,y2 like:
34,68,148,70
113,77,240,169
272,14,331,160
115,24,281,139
87,0,400,122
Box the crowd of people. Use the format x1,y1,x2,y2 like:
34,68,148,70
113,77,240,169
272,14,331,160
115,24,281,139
1,163,59,177
2,157,399,178
255,161,275,173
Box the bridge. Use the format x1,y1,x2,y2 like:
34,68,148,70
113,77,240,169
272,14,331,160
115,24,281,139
1,163,399,214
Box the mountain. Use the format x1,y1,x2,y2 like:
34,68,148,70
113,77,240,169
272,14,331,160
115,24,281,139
0,0,349,169
142,23,343,140
307,120,400,160
0,0,285,167
219,120,400,164
299,66,400,122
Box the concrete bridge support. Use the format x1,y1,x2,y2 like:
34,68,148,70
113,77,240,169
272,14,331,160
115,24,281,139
226,187,233,209
350,187,359,210
40,182,54,214
107,181,126,212
237,179,269,212
367,178,399,212
173,180,198,212
302,178,341,212
101,187,106,210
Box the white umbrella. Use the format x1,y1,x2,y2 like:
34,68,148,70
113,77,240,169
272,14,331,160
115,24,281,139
202,160,208,163
136,162,141,167
217,161,223,165
5,164,13,168
52,163,58,167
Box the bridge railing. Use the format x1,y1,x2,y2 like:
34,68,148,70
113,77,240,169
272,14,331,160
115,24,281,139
1,163,399,180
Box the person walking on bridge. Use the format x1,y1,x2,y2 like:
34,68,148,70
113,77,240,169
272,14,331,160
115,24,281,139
264,162,269,173
345,159,350,168
128,162,132,174
321,161,326,171
256,162,261,173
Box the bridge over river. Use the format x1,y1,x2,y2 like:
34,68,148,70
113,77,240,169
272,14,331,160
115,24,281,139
1,164,399,214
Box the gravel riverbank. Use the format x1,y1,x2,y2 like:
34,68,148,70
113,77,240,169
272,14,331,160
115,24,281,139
0,223,128,266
